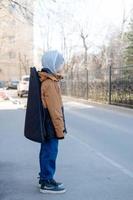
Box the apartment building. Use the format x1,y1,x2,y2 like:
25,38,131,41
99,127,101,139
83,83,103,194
0,0,33,81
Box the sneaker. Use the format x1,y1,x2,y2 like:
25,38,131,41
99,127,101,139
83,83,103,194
39,179,63,188
40,180,66,194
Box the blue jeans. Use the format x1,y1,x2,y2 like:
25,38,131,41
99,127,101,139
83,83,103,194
39,138,58,181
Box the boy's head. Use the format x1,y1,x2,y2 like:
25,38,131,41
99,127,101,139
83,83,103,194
42,50,64,74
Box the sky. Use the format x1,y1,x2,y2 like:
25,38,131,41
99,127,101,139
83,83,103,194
33,0,133,64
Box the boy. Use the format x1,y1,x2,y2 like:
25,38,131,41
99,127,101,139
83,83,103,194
38,50,67,194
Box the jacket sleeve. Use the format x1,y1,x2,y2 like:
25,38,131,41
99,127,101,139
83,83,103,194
41,80,64,139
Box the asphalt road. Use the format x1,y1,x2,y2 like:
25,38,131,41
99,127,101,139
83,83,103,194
0,94,133,200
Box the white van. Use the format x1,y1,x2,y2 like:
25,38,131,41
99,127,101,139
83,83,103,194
17,75,30,97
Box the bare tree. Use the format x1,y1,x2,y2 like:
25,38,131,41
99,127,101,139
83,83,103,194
0,0,33,24
80,31,88,68
18,53,29,77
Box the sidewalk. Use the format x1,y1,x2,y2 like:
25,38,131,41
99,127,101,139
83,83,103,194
63,96,133,116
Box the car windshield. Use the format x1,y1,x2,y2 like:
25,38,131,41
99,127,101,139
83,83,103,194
23,77,29,81
12,81,19,83
0,81,4,88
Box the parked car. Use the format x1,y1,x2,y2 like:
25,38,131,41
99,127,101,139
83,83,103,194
17,75,30,97
7,80,19,89
0,81,4,88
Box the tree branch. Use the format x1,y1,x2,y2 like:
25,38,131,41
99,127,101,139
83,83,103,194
8,0,33,24
9,0,33,16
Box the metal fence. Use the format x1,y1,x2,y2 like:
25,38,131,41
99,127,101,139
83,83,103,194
61,66,133,108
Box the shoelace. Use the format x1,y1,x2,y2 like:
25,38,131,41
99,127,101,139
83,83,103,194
38,177,58,186
49,179,58,186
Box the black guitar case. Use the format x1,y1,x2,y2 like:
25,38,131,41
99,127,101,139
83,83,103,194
24,67,46,143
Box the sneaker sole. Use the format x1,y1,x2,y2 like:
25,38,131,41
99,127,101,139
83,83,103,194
40,188,66,194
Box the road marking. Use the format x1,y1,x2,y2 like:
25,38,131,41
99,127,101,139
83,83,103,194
69,134,133,179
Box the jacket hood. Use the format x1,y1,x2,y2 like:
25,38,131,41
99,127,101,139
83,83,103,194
41,50,64,73
38,71,63,82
